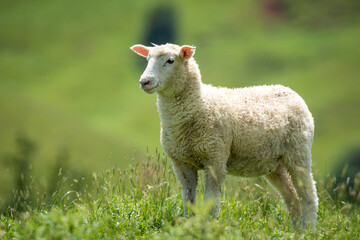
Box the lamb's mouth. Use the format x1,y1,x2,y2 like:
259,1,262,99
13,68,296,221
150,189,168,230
142,83,159,94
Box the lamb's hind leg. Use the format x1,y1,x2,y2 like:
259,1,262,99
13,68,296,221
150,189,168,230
286,153,318,229
264,163,301,229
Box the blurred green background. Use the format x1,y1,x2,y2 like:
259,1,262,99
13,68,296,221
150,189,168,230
1,0,359,200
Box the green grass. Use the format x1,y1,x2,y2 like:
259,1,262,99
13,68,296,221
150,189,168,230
1,1,360,237
1,154,359,239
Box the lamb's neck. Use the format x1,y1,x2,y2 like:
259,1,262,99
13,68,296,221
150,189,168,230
156,82,203,128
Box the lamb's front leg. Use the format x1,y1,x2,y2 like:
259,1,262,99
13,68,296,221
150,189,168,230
171,160,198,217
204,164,226,217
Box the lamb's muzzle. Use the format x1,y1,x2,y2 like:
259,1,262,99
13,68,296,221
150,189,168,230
139,76,158,93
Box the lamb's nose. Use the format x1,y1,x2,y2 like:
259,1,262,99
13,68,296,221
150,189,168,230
140,77,154,88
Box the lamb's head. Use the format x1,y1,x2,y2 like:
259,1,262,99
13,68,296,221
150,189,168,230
130,43,196,95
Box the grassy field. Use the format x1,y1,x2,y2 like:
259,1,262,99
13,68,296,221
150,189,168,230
1,0,359,184
1,0,360,238
1,155,359,239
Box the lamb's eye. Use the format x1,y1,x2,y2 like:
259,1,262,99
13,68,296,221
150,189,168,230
166,58,174,64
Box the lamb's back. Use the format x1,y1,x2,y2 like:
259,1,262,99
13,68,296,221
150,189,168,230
201,84,314,176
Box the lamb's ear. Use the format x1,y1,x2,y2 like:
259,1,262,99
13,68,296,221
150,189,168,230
180,45,195,60
130,44,150,58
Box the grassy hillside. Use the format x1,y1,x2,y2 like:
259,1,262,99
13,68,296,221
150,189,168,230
1,0,359,197
1,156,359,239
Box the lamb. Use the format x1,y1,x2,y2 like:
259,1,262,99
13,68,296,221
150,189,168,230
130,43,318,229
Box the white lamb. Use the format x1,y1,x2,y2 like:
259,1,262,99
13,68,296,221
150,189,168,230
130,43,318,229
